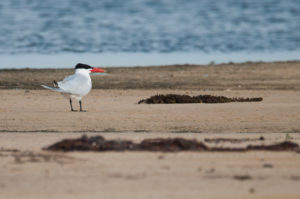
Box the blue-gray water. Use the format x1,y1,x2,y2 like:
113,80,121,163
0,0,300,68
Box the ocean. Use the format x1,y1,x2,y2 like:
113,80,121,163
0,0,299,68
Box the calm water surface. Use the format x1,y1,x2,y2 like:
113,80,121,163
0,0,299,68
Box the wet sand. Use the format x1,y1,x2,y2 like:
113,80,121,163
1,61,300,90
1,61,300,198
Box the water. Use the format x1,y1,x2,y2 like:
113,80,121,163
0,0,300,68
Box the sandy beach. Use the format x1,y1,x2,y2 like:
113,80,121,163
1,61,300,198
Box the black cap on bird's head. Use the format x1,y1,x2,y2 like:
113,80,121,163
75,63,105,73
75,63,93,69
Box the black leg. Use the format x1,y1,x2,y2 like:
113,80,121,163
70,98,76,111
79,100,86,112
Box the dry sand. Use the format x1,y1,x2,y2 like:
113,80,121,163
0,61,300,199
1,132,300,199
0,89,300,133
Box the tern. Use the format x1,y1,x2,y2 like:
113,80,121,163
41,63,105,112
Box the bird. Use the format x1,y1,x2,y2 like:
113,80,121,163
41,63,105,112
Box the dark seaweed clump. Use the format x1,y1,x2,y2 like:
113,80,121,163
45,135,299,152
46,135,207,152
138,94,263,104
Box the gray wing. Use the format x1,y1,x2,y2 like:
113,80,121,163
57,74,83,93
56,73,91,97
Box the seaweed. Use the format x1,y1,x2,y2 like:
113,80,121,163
138,94,263,104
45,135,299,152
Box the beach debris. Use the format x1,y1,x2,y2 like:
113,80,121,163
46,135,208,152
246,141,299,151
290,176,300,181
45,135,299,152
263,163,273,168
46,135,136,152
139,137,208,151
234,175,252,181
138,94,263,104
204,136,265,144
249,188,255,194
0,147,72,164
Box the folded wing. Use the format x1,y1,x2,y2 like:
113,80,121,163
41,85,72,94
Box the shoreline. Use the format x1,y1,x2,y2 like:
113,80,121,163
0,51,300,69
1,61,300,90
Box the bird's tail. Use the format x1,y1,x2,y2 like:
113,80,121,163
53,80,59,88
41,85,70,94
